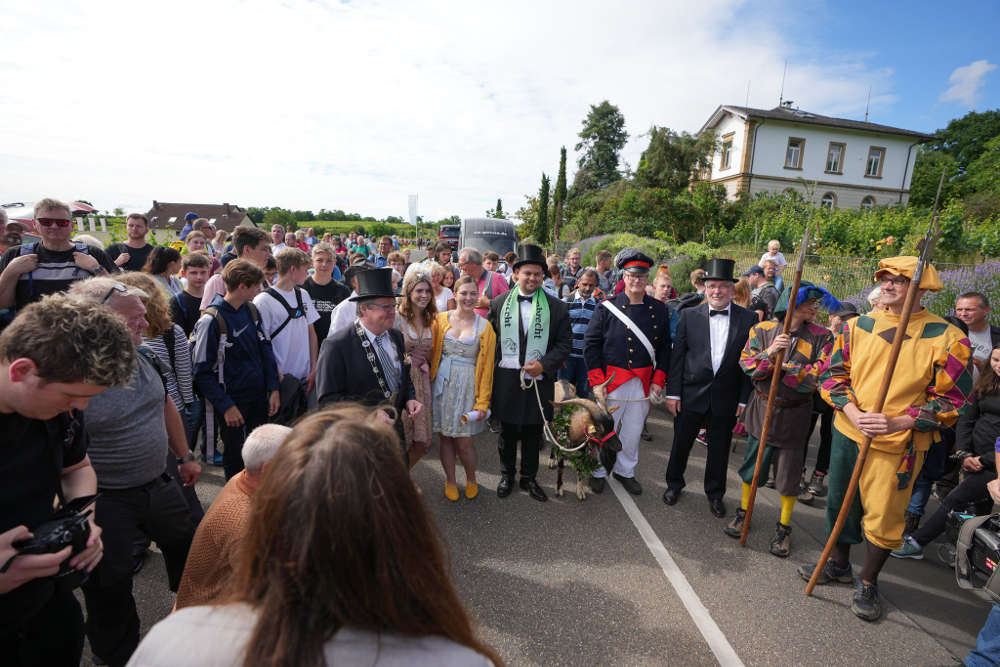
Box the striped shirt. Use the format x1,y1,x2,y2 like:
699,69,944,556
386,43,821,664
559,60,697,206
143,324,195,411
566,292,599,358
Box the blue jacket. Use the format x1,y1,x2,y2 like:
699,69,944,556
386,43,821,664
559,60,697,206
192,294,280,413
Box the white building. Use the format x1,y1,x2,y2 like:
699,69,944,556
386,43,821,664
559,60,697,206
699,103,936,209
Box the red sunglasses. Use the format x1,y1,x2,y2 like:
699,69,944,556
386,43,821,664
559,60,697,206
36,217,73,228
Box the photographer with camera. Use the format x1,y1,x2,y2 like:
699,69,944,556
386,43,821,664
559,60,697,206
0,295,136,666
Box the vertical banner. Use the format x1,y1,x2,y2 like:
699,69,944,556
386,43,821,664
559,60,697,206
77,219,85,232
88,217,96,232
408,195,418,226
99,218,106,232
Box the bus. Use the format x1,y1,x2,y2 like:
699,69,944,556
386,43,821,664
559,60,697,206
438,224,460,250
459,218,517,256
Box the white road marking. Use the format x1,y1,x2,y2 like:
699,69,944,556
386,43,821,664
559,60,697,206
609,477,745,667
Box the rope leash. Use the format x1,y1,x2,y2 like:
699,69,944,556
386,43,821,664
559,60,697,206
518,370,664,453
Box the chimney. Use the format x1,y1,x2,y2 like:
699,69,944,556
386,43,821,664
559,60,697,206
224,203,231,215
153,200,160,209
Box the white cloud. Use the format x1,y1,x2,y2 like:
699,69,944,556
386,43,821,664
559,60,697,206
940,59,997,108
0,0,901,220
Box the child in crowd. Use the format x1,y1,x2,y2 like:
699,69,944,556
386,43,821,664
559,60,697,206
172,253,211,337
263,256,278,285
253,248,320,423
304,243,350,340
192,259,280,479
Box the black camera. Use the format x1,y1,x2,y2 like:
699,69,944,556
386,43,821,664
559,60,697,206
6,495,98,579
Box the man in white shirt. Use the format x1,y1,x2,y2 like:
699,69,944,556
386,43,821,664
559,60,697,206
955,291,1000,370
253,249,319,422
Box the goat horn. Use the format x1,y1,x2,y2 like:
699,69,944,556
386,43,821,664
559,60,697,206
596,372,616,393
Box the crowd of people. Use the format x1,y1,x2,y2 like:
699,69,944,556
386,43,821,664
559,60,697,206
1,198,998,665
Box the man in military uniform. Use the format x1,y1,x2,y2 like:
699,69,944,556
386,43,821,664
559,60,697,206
583,250,671,495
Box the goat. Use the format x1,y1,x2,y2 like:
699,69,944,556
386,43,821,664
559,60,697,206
548,374,622,500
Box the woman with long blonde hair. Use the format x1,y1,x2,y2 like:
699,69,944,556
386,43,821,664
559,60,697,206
395,269,437,466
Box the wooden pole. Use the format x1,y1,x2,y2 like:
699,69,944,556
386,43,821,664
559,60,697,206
740,222,811,546
804,170,945,595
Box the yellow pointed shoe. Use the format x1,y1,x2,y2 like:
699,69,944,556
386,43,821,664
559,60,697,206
444,483,460,502
465,482,479,500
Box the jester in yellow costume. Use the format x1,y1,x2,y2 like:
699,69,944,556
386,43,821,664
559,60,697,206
797,256,973,622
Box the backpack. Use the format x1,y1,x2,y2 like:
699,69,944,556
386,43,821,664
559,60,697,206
262,287,305,339
201,302,262,391
19,241,91,298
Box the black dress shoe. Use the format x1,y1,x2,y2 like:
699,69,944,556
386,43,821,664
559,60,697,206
709,497,726,518
497,476,514,498
613,473,642,495
662,488,681,505
519,477,548,502
589,476,607,494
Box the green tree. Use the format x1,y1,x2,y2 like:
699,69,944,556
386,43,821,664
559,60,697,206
929,109,1000,176
262,207,296,231
536,173,551,246
575,101,628,190
909,149,960,207
552,146,567,243
634,126,716,195
964,134,1000,195
292,210,315,222
486,199,506,218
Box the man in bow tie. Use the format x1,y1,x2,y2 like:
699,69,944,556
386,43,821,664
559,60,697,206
663,259,756,518
488,244,571,502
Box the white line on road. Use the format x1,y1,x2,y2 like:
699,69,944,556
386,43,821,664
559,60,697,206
609,478,745,667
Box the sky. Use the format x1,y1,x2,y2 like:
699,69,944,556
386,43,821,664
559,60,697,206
1,0,998,222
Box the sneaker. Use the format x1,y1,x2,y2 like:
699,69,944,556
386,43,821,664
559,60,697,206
890,536,924,560
851,579,882,622
797,559,853,585
695,429,708,446
723,508,746,538
807,471,827,497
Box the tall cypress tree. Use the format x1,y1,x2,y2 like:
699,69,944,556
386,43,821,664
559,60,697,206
537,173,550,246
552,146,567,243
495,199,504,219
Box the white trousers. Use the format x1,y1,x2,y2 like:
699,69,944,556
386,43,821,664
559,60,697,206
591,376,649,479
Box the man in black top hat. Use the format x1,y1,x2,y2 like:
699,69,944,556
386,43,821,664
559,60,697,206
584,249,671,495
488,244,571,502
663,258,757,517
316,268,420,439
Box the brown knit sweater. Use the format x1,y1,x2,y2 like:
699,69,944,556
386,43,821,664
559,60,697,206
174,471,253,610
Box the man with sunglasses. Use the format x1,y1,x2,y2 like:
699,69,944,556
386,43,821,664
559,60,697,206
0,198,116,316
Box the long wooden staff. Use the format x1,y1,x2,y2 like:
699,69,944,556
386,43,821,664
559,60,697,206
740,222,811,546
805,171,945,595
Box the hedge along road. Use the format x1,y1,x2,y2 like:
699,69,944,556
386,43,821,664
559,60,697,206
110,406,988,667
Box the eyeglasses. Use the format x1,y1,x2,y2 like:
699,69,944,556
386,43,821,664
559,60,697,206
101,283,129,303
36,217,72,228
880,275,909,287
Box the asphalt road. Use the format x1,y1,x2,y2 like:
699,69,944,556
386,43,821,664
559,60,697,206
84,405,990,666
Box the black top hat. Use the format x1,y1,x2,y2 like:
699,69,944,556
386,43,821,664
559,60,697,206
616,248,655,274
350,268,396,301
513,244,547,270
703,258,738,283
343,260,374,287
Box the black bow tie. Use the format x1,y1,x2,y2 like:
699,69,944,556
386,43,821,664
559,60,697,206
518,295,534,302
709,309,728,317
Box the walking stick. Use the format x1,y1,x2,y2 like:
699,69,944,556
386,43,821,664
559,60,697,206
740,222,811,546
804,171,945,595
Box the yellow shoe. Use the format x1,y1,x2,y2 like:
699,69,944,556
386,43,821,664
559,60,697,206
444,483,460,501
465,482,479,500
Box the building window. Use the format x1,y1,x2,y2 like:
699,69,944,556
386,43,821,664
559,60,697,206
785,137,805,169
865,147,885,177
860,196,876,210
825,142,845,174
721,136,734,170
820,192,836,209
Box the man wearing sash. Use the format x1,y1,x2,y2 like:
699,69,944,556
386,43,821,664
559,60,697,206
583,250,670,495
316,268,421,447
489,245,571,502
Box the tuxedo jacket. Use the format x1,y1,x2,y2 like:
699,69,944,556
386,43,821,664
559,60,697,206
316,325,414,413
665,302,755,416
488,289,571,424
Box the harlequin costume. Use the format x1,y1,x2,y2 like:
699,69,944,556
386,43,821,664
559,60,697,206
583,250,671,495
798,256,973,622
724,282,838,557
